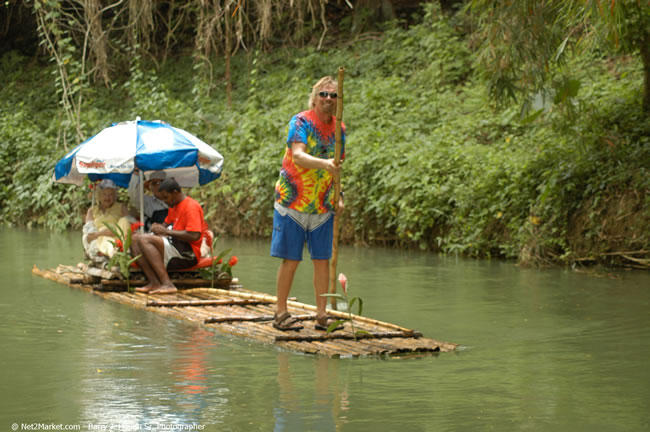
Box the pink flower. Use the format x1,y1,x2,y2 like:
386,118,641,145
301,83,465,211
338,273,347,294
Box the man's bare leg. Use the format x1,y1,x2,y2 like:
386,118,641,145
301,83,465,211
312,259,329,319
135,235,177,294
132,235,161,293
276,259,299,316
312,258,342,331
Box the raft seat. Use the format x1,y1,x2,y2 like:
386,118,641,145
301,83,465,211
177,256,218,272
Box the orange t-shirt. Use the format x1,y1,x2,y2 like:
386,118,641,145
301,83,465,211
164,196,207,260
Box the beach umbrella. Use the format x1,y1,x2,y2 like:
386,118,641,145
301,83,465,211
53,118,223,230
53,118,224,188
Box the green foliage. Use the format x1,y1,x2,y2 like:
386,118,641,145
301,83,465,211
585,0,650,55
123,48,170,119
1,2,648,267
199,235,238,288
0,53,87,230
466,0,650,111
105,222,140,293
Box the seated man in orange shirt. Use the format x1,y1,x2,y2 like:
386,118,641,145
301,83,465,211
132,178,207,295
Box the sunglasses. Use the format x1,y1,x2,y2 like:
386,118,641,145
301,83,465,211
318,91,338,99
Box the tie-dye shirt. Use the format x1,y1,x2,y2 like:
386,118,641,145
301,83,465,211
274,110,346,214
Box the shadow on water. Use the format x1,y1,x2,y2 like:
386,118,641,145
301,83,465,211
2,228,649,431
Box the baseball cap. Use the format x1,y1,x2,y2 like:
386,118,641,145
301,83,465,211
97,179,117,189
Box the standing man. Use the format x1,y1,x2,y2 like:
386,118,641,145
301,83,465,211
271,76,346,331
133,178,207,295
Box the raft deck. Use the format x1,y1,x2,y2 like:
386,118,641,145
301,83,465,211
32,264,458,358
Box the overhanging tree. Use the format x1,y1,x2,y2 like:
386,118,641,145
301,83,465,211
466,0,650,112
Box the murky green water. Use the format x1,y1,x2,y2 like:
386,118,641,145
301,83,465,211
2,228,649,431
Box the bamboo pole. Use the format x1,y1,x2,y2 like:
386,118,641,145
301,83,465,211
147,299,269,307
139,169,145,233
328,66,345,309
204,314,313,324
33,265,71,284
275,331,423,343
99,278,233,289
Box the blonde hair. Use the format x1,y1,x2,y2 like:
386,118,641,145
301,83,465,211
308,76,337,109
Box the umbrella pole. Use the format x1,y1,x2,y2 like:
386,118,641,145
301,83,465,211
139,170,145,233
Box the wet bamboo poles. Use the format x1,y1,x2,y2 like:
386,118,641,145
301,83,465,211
328,66,345,310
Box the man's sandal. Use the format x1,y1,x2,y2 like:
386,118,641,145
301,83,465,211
315,315,344,332
273,312,304,332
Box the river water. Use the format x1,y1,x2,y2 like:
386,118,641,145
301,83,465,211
1,228,649,431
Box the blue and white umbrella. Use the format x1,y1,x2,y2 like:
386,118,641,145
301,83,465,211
53,119,224,188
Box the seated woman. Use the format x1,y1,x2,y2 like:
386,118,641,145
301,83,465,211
82,179,132,264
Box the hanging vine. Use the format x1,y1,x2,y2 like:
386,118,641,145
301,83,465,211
33,0,86,147
30,0,352,121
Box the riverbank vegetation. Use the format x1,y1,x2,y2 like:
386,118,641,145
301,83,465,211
1,1,648,268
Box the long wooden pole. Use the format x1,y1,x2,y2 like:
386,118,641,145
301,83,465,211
329,67,345,309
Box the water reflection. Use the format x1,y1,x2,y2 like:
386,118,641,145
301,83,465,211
77,321,229,430
174,328,213,396
170,327,230,428
274,352,349,431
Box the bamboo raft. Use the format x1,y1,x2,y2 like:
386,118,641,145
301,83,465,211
32,263,458,358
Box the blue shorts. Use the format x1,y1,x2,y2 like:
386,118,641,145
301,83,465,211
270,208,333,261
